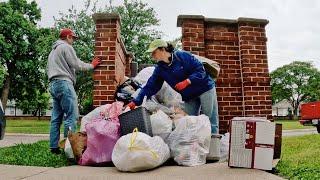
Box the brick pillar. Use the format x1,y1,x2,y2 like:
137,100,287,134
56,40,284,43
203,22,243,132
125,53,133,77
178,15,273,133
93,13,129,107
179,15,205,56
238,18,272,120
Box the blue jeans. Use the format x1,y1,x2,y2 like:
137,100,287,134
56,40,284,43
183,87,219,134
49,79,79,149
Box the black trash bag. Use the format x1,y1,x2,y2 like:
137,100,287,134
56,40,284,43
115,78,141,105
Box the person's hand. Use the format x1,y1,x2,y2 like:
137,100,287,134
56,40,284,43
175,79,191,91
91,57,101,69
127,102,136,110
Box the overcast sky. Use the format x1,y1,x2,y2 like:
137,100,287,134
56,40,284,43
33,0,320,72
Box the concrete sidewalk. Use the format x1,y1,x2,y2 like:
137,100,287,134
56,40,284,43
282,128,318,137
0,163,284,180
0,133,49,148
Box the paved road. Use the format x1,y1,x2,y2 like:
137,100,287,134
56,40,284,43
0,133,49,148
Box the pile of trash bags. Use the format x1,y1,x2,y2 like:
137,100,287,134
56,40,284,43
60,67,229,172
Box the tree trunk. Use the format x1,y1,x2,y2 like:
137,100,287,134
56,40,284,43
293,104,299,120
1,75,11,109
293,107,297,116
38,107,41,120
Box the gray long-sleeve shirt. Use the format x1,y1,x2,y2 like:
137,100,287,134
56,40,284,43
47,40,93,85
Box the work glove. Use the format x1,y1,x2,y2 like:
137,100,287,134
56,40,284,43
127,102,136,110
175,79,191,91
91,57,101,69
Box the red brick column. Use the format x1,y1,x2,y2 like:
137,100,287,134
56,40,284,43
204,21,243,132
238,18,272,120
125,53,133,77
178,15,205,56
178,15,272,133
92,13,130,107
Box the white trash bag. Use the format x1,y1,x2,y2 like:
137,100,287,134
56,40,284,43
112,128,170,172
142,96,174,115
64,137,74,159
155,82,183,108
219,133,230,162
134,67,155,85
134,67,183,108
168,115,211,166
150,110,173,141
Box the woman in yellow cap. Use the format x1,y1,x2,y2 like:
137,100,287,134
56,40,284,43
128,39,220,160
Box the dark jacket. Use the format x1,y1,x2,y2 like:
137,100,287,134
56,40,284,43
133,50,215,105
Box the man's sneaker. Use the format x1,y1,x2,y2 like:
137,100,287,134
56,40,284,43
50,148,61,155
207,134,222,161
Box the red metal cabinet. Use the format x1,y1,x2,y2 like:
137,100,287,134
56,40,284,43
300,101,320,120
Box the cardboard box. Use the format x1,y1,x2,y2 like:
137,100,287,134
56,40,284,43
228,117,275,170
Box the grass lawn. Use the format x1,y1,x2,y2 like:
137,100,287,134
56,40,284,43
6,120,80,134
275,120,315,130
276,134,320,179
6,120,51,134
0,140,70,167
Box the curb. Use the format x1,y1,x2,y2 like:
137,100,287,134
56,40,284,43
283,128,317,133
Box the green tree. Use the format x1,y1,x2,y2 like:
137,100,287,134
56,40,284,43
105,0,162,64
14,28,58,116
0,65,7,89
0,0,41,109
16,90,50,116
271,61,320,116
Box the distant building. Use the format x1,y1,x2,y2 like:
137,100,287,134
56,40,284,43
272,99,299,116
4,100,52,116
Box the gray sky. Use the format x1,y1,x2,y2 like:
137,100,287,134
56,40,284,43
34,0,320,72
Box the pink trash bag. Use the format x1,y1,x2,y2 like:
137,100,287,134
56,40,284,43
79,101,123,166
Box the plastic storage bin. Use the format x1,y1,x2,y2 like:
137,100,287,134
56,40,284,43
119,107,153,136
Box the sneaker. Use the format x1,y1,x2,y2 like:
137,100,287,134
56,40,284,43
50,148,61,155
207,134,222,161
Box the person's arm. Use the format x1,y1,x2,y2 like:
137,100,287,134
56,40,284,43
64,45,94,71
132,67,164,106
179,51,207,85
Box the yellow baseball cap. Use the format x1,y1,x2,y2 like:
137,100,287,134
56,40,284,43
146,39,168,53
